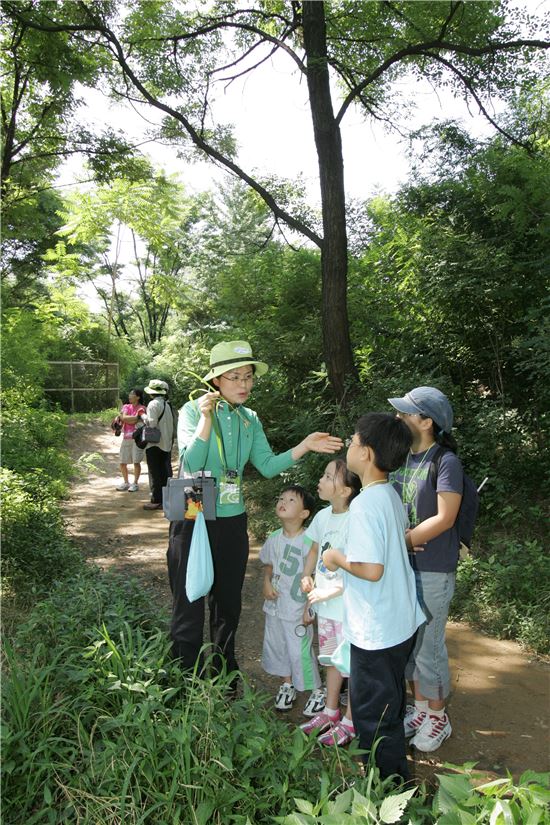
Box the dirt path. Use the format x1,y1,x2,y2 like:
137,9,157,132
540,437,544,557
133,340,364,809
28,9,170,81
63,420,550,782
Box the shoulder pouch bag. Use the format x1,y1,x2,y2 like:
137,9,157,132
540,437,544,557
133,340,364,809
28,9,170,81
142,401,166,444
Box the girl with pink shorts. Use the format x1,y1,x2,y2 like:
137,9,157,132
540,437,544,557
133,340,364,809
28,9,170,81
299,459,361,746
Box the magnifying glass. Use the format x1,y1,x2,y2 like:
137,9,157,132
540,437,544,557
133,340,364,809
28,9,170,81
295,607,315,637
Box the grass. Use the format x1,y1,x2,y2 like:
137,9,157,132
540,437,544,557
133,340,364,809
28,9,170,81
2,568,382,824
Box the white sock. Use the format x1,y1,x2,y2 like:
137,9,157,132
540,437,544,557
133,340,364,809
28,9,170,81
429,706,445,718
324,706,339,719
341,715,354,730
415,699,429,714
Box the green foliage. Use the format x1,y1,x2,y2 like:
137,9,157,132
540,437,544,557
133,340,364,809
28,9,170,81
0,2,106,303
1,385,72,489
2,569,367,825
0,468,81,598
431,764,550,824
452,536,550,654
276,784,420,824
0,308,50,389
278,766,550,824
3,561,549,824
0,375,80,599
49,172,205,349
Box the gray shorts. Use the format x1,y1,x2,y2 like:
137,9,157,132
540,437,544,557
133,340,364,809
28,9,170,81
262,613,321,692
406,570,456,700
119,438,145,465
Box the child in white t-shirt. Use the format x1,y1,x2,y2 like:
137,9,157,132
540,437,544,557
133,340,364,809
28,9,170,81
260,485,322,711
299,459,361,746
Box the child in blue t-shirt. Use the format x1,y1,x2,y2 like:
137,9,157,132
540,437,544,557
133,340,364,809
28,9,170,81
299,458,361,746
322,413,425,783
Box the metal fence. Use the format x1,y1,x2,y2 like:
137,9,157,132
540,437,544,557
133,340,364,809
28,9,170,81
45,361,120,412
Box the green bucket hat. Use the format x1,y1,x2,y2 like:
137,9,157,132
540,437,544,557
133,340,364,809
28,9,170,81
203,340,268,382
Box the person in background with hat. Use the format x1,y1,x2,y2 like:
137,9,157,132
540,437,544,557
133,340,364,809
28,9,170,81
167,340,343,686
388,387,463,754
142,379,175,511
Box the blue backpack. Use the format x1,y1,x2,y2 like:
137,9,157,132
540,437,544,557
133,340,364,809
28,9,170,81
429,447,480,551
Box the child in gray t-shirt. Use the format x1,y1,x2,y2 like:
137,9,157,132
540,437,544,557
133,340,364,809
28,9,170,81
260,485,321,712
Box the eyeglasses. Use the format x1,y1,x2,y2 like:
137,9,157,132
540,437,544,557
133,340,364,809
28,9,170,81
220,373,254,385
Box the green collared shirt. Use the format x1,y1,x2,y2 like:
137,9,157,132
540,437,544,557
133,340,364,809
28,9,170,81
177,400,296,517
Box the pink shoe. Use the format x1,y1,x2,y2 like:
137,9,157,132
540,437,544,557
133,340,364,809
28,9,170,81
300,711,340,735
318,720,355,746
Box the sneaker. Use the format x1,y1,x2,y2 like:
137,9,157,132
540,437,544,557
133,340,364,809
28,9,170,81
143,502,162,510
318,720,356,747
300,711,339,735
404,704,427,738
116,482,129,491
274,682,296,711
339,689,349,706
128,483,139,492
410,713,452,753
303,687,326,717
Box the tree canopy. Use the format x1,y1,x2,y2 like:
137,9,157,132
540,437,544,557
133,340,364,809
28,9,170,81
2,0,548,396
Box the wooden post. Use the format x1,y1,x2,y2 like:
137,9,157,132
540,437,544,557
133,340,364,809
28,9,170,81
69,362,75,412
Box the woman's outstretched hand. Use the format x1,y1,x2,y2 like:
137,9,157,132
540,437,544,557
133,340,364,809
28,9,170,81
292,432,344,460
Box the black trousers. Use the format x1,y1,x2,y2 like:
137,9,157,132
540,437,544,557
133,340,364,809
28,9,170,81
145,446,172,504
167,513,249,676
350,634,416,783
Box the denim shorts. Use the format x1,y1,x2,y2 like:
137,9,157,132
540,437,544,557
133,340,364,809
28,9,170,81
405,570,456,700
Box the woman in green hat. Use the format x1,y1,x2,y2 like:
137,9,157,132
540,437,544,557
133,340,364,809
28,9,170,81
167,340,343,685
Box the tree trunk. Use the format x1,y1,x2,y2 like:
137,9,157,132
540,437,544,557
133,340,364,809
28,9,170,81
302,1,357,400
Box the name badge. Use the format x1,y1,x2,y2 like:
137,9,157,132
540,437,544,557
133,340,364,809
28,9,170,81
219,471,241,505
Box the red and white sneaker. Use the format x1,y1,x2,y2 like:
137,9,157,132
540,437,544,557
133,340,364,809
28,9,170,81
404,704,428,738
318,720,356,747
410,713,452,752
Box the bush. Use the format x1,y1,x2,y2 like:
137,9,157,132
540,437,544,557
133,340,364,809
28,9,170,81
1,385,73,494
452,536,550,654
0,468,82,598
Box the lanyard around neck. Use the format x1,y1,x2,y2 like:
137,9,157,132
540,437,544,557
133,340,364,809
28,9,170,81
211,406,241,472
403,443,436,489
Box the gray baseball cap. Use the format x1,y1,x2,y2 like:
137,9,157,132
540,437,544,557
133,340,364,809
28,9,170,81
388,386,454,433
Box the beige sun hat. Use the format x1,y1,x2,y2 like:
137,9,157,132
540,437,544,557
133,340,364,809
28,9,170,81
202,340,268,382
144,379,169,396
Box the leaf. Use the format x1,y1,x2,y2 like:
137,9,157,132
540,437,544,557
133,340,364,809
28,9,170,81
329,788,353,813
379,787,417,823
518,770,550,786
193,801,215,825
294,799,315,815
436,774,474,808
475,778,511,796
489,799,515,825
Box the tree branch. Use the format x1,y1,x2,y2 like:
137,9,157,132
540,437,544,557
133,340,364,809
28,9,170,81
100,28,322,245
423,50,535,151
335,36,550,125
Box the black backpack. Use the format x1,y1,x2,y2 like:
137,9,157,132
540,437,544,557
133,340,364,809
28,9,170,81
428,447,480,551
